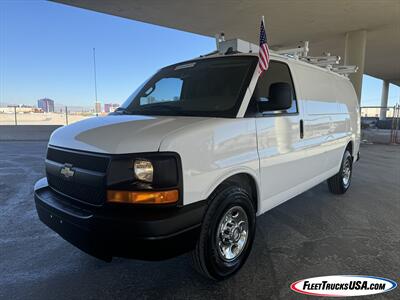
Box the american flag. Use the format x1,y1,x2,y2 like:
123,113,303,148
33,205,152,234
258,17,270,73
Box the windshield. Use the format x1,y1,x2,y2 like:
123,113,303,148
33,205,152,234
118,56,257,117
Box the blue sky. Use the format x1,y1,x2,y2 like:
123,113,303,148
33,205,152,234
1,1,399,108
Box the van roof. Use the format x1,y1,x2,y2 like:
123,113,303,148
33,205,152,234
172,52,350,81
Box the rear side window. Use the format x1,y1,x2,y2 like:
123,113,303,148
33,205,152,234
246,61,298,116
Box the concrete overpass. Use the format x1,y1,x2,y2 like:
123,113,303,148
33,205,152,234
54,0,400,116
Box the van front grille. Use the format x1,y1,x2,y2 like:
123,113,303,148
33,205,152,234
47,146,110,173
47,173,105,205
46,146,109,206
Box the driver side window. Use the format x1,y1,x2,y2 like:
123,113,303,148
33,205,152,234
245,61,297,117
140,78,183,105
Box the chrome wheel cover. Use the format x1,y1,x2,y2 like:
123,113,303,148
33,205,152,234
217,206,249,261
342,159,351,187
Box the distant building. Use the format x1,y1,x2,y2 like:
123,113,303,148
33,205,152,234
37,98,55,112
94,102,102,114
104,103,120,113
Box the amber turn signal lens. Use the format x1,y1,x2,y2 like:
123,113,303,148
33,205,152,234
107,189,179,204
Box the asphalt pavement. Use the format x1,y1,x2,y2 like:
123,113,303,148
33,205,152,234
0,141,399,299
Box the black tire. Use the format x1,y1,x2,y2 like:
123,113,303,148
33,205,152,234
192,184,256,281
327,149,353,194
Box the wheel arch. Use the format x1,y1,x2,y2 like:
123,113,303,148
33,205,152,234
346,140,354,157
205,171,260,214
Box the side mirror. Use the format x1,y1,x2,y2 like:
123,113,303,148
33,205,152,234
258,82,292,112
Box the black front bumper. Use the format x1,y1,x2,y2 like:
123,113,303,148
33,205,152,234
34,178,206,261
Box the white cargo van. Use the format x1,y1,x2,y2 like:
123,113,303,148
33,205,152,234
34,45,360,280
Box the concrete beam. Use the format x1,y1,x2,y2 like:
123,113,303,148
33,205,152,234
344,30,367,102
379,80,389,120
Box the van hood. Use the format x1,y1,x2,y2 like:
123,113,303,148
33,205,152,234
49,115,208,154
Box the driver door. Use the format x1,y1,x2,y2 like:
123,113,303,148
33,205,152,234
248,61,309,212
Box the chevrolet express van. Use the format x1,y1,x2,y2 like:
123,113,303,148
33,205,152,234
34,50,360,280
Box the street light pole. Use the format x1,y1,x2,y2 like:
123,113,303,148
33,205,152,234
13,106,17,125
93,48,99,117
65,106,68,125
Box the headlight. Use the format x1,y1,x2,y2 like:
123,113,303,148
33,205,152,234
134,159,153,182
107,153,181,205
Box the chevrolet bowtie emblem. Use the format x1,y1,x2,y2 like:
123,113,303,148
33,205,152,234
60,164,75,178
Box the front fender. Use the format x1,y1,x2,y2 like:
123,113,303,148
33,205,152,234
159,118,260,208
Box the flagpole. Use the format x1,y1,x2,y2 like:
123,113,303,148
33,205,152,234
261,15,265,74
93,47,99,117
258,15,270,75
258,16,265,75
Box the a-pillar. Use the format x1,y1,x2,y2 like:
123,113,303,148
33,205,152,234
344,30,367,103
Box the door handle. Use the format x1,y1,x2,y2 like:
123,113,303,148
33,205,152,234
300,119,304,139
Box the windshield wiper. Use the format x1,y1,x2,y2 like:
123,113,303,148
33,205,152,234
111,107,138,115
139,104,182,111
112,105,183,116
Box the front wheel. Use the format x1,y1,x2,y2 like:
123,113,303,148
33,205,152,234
327,149,353,194
192,185,256,280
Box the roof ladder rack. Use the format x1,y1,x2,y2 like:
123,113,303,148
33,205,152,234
277,41,358,76
275,41,309,59
331,65,359,75
300,53,341,68
209,37,359,77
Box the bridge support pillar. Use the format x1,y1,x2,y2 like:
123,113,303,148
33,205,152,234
344,30,367,103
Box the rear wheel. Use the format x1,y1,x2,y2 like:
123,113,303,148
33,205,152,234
327,149,353,194
192,185,256,280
